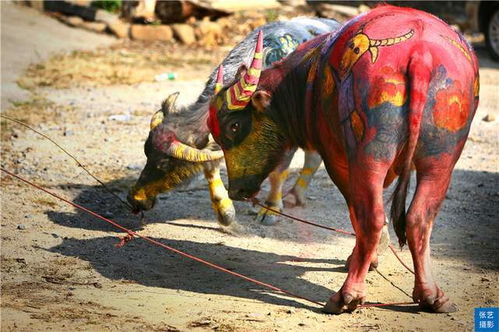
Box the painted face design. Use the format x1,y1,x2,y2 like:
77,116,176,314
208,32,286,200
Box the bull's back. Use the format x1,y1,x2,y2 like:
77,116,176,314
324,5,479,162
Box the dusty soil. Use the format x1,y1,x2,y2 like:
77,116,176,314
1,3,498,332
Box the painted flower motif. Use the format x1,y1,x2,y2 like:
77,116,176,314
433,80,470,132
368,67,407,109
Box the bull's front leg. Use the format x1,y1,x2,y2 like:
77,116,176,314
286,150,322,207
203,165,236,226
256,148,296,225
256,168,288,225
324,167,386,314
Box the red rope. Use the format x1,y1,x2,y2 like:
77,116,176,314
251,198,415,274
2,168,416,310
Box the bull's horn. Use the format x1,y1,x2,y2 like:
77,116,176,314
150,110,164,130
151,92,179,129
163,140,224,162
226,30,263,110
214,65,224,94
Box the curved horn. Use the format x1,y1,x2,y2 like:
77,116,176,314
369,29,414,47
163,140,224,162
226,30,264,110
214,65,224,94
150,110,164,130
151,92,179,129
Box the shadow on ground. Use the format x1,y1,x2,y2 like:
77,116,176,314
47,236,345,311
45,167,499,273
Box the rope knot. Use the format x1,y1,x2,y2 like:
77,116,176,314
116,233,135,248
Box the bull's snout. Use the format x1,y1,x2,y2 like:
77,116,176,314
228,175,263,201
126,190,156,214
228,187,257,201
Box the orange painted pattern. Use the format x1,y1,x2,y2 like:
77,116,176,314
433,81,470,132
368,67,407,109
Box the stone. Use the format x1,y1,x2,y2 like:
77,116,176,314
80,21,107,33
172,24,196,45
196,20,222,46
60,15,84,27
108,20,130,39
130,24,174,41
482,113,496,122
95,9,119,25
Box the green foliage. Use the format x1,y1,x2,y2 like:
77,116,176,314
91,0,122,13
265,9,278,23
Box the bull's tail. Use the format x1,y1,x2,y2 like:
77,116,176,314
390,52,432,247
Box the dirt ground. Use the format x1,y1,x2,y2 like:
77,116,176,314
1,3,498,332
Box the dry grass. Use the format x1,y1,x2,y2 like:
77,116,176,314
17,41,224,89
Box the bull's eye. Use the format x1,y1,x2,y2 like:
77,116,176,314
157,158,170,170
230,122,240,133
354,47,360,54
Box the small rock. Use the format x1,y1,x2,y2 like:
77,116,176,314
65,16,84,27
102,211,114,218
95,9,119,25
126,163,143,170
130,24,173,41
196,20,222,46
482,114,496,122
108,113,132,121
80,21,107,33
17,224,26,230
172,24,196,45
108,20,130,39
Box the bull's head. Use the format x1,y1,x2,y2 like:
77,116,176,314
208,31,286,201
127,93,223,213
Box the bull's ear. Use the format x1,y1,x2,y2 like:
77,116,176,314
251,90,271,112
235,64,248,81
161,92,180,115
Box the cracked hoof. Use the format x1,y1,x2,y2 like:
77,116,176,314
414,286,458,313
215,206,236,226
255,206,281,226
283,188,305,208
323,291,365,314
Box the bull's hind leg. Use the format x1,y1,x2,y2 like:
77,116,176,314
407,164,457,313
286,150,322,207
324,165,387,314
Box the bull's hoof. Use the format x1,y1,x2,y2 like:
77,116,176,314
216,206,236,226
283,188,305,208
414,286,458,313
323,291,365,314
255,204,281,226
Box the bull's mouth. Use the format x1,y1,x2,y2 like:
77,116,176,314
228,174,264,201
126,191,156,214
228,187,259,201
